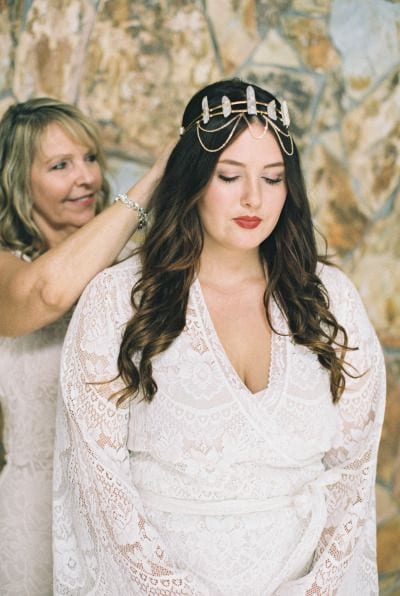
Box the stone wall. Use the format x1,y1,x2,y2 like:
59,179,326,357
1,0,399,592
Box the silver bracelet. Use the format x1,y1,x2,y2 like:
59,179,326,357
114,193,148,230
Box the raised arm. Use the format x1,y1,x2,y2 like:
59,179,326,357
0,149,169,337
53,261,207,595
275,269,386,595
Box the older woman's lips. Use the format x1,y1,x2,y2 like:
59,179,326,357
65,194,96,207
233,216,262,229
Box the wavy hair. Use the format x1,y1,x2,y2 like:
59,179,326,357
117,78,354,405
0,97,110,259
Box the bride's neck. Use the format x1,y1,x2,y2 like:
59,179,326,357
198,246,265,287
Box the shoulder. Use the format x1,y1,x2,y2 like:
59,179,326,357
63,255,141,368
318,262,380,347
74,254,141,327
81,253,141,301
0,249,30,268
317,262,356,294
317,263,363,313
0,249,32,262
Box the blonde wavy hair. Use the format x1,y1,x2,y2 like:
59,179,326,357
0,97,110,259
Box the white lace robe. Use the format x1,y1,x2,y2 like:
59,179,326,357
53,256,386,595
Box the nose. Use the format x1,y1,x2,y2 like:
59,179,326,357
240,177,262,209
75,161,96,186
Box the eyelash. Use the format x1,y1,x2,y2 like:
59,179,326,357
51,161,67,171
50,154,98,171
218,174,283,185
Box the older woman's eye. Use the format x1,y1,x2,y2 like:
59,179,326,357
51,161,67,171
86,153,98,162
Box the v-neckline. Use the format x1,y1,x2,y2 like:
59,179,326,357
193,278,276,398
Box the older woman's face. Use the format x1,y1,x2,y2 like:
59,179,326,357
198,123,287,257
30,122,102,247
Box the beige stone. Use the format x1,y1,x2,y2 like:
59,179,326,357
344,196,400,345
241,64,321,144
351,137,399,217
252,30,300,67
377,357,400,488
344,253,400,348
314,73,343,134
306,144,368,254
378,572,400,594
377,515,400,574
315,129,343,162
12,0,97,101
79,2,219,156
341,71,400,217
0,96,16,121
292,0,330,13
282,15,340,71
254,0,291,32
376,484,399,526
207,0,259,72
0,10,13,91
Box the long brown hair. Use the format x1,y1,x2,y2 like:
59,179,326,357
0,97,109,259
117,79,354,405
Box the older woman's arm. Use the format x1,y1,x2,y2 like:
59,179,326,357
0,148,169,337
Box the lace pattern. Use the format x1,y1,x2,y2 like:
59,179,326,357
0,315,70,595
53,257,385,595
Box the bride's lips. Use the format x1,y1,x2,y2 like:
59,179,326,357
233,216,262,229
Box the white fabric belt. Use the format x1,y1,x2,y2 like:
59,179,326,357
139,470,340,517
140,489,295,515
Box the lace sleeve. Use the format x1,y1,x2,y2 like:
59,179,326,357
275,269,386,595
53,265,206,595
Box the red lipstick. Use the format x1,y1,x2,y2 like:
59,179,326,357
233,216,262,229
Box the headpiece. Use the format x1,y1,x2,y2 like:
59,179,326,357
180,85,293,156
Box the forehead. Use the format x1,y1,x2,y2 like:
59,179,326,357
219,124,284,165
35,121,93,158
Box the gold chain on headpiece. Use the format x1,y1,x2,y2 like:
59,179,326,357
179,85,294,156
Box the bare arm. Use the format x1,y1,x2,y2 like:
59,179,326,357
0,149,169,337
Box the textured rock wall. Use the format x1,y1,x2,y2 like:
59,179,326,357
1,0,399,591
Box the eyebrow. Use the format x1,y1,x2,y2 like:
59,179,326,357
218,159,284,168
42,153,71,163
41,148,94,164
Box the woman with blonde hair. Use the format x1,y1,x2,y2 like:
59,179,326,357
54,79,385,595
0,96,166,595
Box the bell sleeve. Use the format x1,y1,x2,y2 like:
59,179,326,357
275,268,386,595
53,265,206,596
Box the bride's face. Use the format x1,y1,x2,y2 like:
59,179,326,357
198,122,287,256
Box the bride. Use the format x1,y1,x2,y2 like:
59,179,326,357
53,78,385,595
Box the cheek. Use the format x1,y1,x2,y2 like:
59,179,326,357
94,163,103,185
197,192,215,220
30,170,44,203
274,189,287,213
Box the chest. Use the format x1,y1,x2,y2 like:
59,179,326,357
130,320,338,468
200,282,271,394
127,276,339,472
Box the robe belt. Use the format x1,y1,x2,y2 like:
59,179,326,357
139,469,340,518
